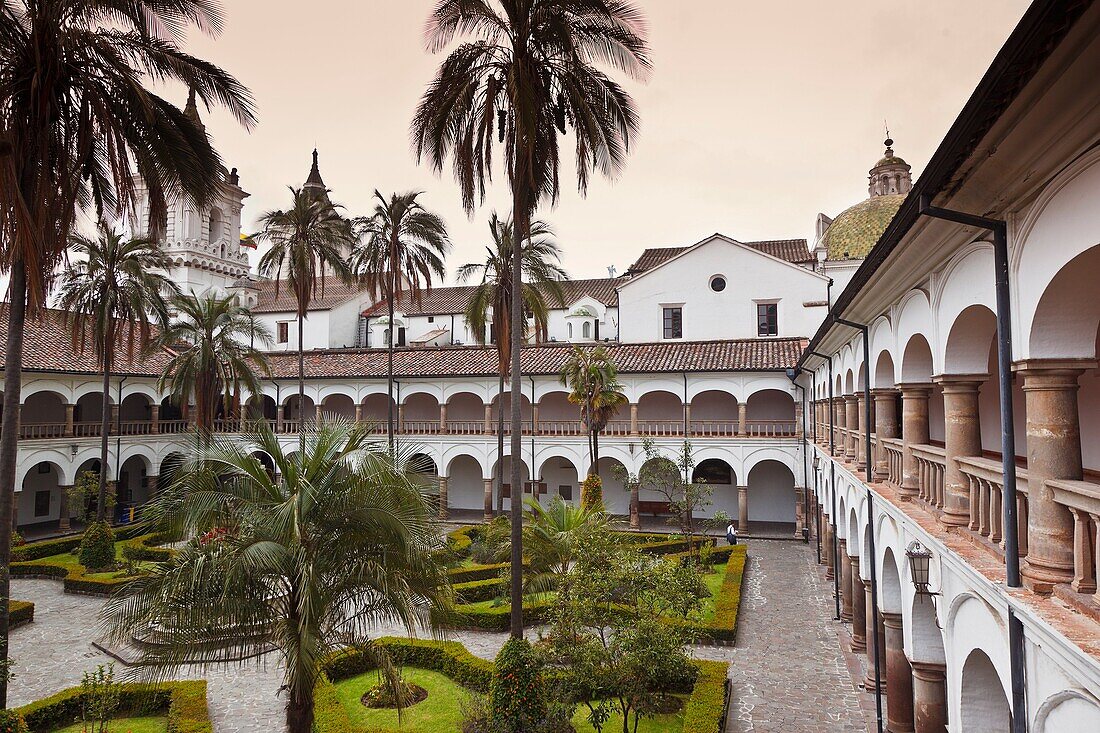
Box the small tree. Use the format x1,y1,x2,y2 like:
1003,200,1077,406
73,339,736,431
614,439,714,556
79,664,120,733
67,470,115,524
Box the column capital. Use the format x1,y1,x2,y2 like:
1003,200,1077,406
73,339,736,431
871,387,900,398
843,393,859,404
932,373,988,390
909,660,947,682
1013,358,1097,376
881,610,904,628
896,382,933,396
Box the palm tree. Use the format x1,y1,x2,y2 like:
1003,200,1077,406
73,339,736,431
0,1,253,702
101,417,451,733
154,292,272,433
560,345,627,479
55,225,179,522
351,191,450,453
413,0,649,639
457,212,565,516
522,496,610,594
256,186,355,443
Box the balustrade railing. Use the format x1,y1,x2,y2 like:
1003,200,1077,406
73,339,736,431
19,423,66,439
956,456,1029,559
882,438,903,486
912,444,947,510
1047,478,1100,595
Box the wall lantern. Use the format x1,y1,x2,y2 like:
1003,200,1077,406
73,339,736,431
906,540,936,598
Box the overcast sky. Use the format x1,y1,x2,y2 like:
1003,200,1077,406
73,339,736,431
182,0,1032,283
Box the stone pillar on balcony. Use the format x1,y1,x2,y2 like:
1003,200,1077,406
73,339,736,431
850,556,867,653
855,392,868,471
1017,360,1093,593
833,398,846,455
794,487,805,538
845,395,859,459
873,389,900,481
824,518,835,580
483,478,493,522
630,403,639,436
934,375,985,527
397,404,405,433
276,405,285,433
439,404,448,434
110,404,120,428
737,402,747,436
898,384,931,501
149,404,160,435
58,485,72,530
484,404,493,434
354,403,363,423
64,403,75,438
864,586,886,692
437,477,449,520
1069,508,1097,593
738,485,749,533
839,539,853,621
911,662,948,733
794,400,804,437
884,611,916,733
531,404,539,434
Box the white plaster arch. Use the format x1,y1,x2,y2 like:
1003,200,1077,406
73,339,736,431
895,289,935,370
117,445,156,474
933,242,996,374
1033,689,1100,732
532,450,585,479
743,446,796,476
19,381,74,403
685,380,742,403
399,383,446,403
443,449,491,479
119,382,163,402
17,456,72,489
945,592,1010,705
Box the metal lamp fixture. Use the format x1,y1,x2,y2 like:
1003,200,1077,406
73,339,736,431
906,540,936,597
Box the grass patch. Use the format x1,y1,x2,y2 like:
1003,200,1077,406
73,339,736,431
572,704,683,733
332,668,469,731
51,716,168,733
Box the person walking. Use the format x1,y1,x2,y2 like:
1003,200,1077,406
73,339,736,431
726,521,738,546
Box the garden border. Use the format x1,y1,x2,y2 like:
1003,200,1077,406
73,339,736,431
14,679,211,733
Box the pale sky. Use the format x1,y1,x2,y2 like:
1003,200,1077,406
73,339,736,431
183,0,1032,283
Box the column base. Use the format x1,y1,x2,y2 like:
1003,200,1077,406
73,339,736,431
938,505,969,527
1022,557,1075,595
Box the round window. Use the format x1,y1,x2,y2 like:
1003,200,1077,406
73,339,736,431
710,275,727,292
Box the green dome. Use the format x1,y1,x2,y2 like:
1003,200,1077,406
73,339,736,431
875,154,909,168
822,194,904,261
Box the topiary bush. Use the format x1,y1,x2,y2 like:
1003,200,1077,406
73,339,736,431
489,638,547,733
580,474,603,512
78,521,116,572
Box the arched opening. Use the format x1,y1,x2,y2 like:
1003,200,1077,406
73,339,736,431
250,451,275,479
407,453,440,499
18,461,64,528
636,390,683,435
20,391,67,438
491,455,531,511
283,394,316,425
845,369,855,395
537,391,579,434
745,390,796,436
900,334,944,444
693,458,736,517
689,390,738,436
75,392,109,436
157,453,186,494
596,457,629,515
159,397,184,431
319,394,356,421
119,394,153,434
909,593,945,666
959,649,1010,732
490,393,533,432
445,455,484,512
117,454,151,521
246,395,277,424
445,392,485,434
746,459,795,528
403,393,441,434
361,393,397,431
640,456,681,507
880,547,902,613
208,207,225,243
539,457,580,505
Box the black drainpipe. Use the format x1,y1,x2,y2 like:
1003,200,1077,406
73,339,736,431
918,195,1025,733
810,349,840,620
836,317,883,733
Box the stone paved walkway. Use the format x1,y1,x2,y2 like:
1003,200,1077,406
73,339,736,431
11,541,866,732
692,539,869,732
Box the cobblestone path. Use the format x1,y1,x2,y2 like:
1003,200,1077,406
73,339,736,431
691,539,868,732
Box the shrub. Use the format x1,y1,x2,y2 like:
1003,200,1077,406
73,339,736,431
8,601,34,629
490,638,547,733
10,532,24,549
16,681,210,733
469,538,498,566
580,474,603,512
323,637,493,693
681,660,729,733
0,710,27,733
79,522,116,572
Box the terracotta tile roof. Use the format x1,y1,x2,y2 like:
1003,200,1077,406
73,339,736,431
361,277,622,317
0,306,172,376
251,278,374,314
263,338,807,379
625,238,812,274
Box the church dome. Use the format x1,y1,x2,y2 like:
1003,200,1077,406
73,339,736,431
821,193,905,261
822,137,912,261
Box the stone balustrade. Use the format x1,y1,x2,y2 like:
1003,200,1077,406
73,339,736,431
911,444,947,510
882,438,903,486
1047,478,1100,596
956,456,1030,560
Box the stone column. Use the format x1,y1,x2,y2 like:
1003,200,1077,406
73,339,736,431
839,540,853,622
64,403,75,438
864,586,886,692
110,404,120,430
850,556,867,653
1017,360,1093,593
484,404,492,434
911,662,948,733
883,611,915,733
794,487,805,538
737,485,749,533
276,405,285,433
873,389,900,481
149,403,160,434
898,384,931,501
833,397,846,456
439,404,448,434
630,403,639,436
845,395,859,459
437,477,449,520
397,404,405,433
354,403,363,424
934,375,985,527
58,485,72,530
824,519,835,580
794,399,803,437
531,404,539,434
483,478,493,522
855,392,869,471
737,402,747,436
144,475,158,500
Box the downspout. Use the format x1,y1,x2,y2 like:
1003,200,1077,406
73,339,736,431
811,348,840,620
115,376,127,521
682,372,689,481
529,375,536,499
918,195,1026,733
836,317,884,733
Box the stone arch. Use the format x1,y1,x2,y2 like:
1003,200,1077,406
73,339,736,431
596,456,630,515
943,304,998,375
284,393,316,422
934,243,996,368
537,390,576,428
1033,689,1100,732
18,460,67,526
444,392,485,433
21,390,67,427
847,506,861,557
246,394,277,422
959,649,1010,732
844,369,855,395
880,547,903,613
636,389,682,426
361,393,396,424
491,455,531,511
746,459,795,524
745,389,795,435
873,349,896,389
900,333,934,384
908,592,946,665
896,289,934,363
689,389,738,423
537,455,581,504
402,392,441,431
320,394,356,420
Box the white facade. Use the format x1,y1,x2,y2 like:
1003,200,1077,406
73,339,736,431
617,234,828,343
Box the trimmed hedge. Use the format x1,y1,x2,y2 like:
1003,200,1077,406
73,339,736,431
15,680,210,733
453,576,507,604
8,601,34,629
11,531,172,597
448,561,509,585
120,532,173,563
682,659,730,733
450,600,553,632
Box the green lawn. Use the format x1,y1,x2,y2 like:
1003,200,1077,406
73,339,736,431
20,543,153,580
52,716,168,733
333,668,470,731
331,667,683,733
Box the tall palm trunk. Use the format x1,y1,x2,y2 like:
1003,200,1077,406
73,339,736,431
0,260,28,707
96,346,113,523
508,133,530,639
496,372,504,515
298,309,305,454
387,280,395,455
592,428,600,477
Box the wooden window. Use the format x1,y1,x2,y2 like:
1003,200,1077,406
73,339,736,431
277,322,289,344
662,307,682,339
756,303,778,337
34,490,50,517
